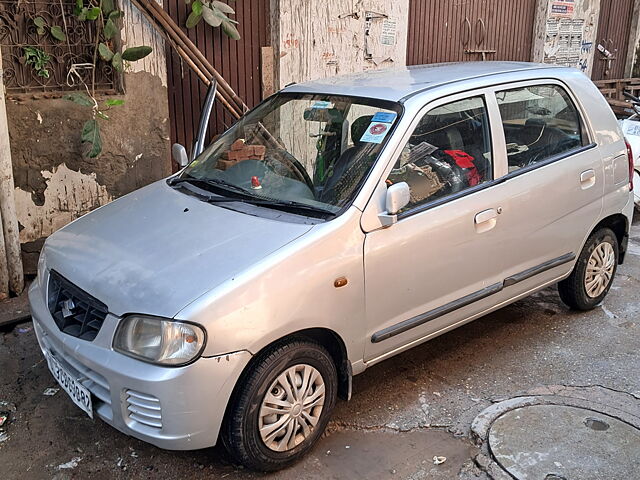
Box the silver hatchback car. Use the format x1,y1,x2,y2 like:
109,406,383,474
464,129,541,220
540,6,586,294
30,62,634,471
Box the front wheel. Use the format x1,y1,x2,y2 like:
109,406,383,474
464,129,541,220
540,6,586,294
558,228,618,310
221,340,337,472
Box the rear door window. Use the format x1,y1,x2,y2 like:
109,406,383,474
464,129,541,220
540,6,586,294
495,84,587,172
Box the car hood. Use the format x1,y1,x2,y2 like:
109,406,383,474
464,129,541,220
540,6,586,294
43,180,314,318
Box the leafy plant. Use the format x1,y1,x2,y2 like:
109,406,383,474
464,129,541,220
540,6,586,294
23,47,51,78
64,93,126,158
185,1,240,40
61,0,153,157
33,17,67,41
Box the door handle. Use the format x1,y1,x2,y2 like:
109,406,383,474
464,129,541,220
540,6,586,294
474,208,498,233
475,208,497,224
580,169,596,189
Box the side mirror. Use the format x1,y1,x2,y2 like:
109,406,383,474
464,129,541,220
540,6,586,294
172,143,189,168
378,182,410,227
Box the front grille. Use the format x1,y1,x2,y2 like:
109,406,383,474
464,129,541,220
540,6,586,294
47,270,108,341
126,390,163,429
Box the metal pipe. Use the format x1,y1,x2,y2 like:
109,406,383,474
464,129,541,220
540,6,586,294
193,78,218,160
138,0,248,112
128,0,242,119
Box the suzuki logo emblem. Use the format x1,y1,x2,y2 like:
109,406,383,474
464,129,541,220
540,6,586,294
61,299,76,318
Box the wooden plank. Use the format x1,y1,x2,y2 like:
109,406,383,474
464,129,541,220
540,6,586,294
0,287,30,328
261,46,275,98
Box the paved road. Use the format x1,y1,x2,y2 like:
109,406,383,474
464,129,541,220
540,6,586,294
1,213,638,479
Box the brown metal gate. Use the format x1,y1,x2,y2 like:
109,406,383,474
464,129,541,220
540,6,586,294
164,0,269,149
407,0,537,65
591,0,635,80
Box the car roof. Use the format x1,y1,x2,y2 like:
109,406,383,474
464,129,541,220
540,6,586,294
283,61,566,102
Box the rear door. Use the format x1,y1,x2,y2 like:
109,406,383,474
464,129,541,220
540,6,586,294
363,91,509,362
489,80,603,298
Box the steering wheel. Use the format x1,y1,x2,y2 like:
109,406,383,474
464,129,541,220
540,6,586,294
278,150,315,193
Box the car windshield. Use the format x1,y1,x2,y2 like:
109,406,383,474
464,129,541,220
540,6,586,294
178,93,402,217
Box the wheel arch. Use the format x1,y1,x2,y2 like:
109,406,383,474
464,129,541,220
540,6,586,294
219,328,352,442
590,213,629,263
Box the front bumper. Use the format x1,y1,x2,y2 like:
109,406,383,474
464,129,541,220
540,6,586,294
29,279,251,450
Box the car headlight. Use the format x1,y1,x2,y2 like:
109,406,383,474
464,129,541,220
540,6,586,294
114,316,206,366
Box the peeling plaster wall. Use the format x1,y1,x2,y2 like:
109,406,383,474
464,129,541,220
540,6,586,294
277,0,409,88
122,0,168,86
5,1,170,270
540,0,600,76
14,164,112,243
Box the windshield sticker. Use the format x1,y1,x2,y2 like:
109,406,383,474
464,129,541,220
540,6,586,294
311,100,333,109
360,122,393,144
371,111,397,123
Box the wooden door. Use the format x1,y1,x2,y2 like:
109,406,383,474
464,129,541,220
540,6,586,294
407,0,537,65
164,0,270,150
591,0,635,80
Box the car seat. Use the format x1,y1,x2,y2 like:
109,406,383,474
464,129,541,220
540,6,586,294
319,115,374,203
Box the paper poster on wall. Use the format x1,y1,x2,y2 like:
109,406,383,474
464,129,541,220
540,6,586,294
550,0,575,18
544,16,587,70
380,19,397,46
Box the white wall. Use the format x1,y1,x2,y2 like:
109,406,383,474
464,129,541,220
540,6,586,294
122,0,167,87
277,0,409,87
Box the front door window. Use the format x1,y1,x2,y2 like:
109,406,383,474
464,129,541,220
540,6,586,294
386,96,493,212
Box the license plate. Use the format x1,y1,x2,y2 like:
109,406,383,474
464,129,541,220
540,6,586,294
46,353,93,419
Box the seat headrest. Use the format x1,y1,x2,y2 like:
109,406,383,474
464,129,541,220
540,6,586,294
444,127,463,150
351,115,374,146
525,118,546,129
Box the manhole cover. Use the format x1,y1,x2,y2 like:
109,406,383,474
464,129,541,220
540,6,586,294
488,405,640,479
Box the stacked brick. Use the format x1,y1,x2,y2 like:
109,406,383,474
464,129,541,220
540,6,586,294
218,139,266,170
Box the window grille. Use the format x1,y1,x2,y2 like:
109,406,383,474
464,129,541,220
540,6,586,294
0,1,119,94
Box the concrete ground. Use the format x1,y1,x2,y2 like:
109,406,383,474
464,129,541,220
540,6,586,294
1,213,638,479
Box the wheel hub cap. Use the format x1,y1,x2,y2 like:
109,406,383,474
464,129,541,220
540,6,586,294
584,241,615,298
258,364,326,452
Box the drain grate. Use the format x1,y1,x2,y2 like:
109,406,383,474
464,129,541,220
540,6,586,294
487,405,640,480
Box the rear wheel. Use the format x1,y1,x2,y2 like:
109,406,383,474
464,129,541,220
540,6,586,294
558,228,618,310
221,340,337,472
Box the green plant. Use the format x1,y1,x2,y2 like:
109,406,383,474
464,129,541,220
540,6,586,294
62,0,153,158
59,0,239,158
33,16,67,41
185,1,240,39
64,93,126,158
23,47,51,78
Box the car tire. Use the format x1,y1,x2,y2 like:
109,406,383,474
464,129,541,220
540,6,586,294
221,339,338,472
558,228,619,311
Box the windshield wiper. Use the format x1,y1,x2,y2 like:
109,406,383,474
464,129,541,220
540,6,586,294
246,198,336,217
169,176,335,217
169,176,253,196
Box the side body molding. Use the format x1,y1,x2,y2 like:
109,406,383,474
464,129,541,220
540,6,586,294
371,253,575,343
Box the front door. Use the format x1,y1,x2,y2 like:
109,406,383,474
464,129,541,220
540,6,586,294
363,93,509,362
